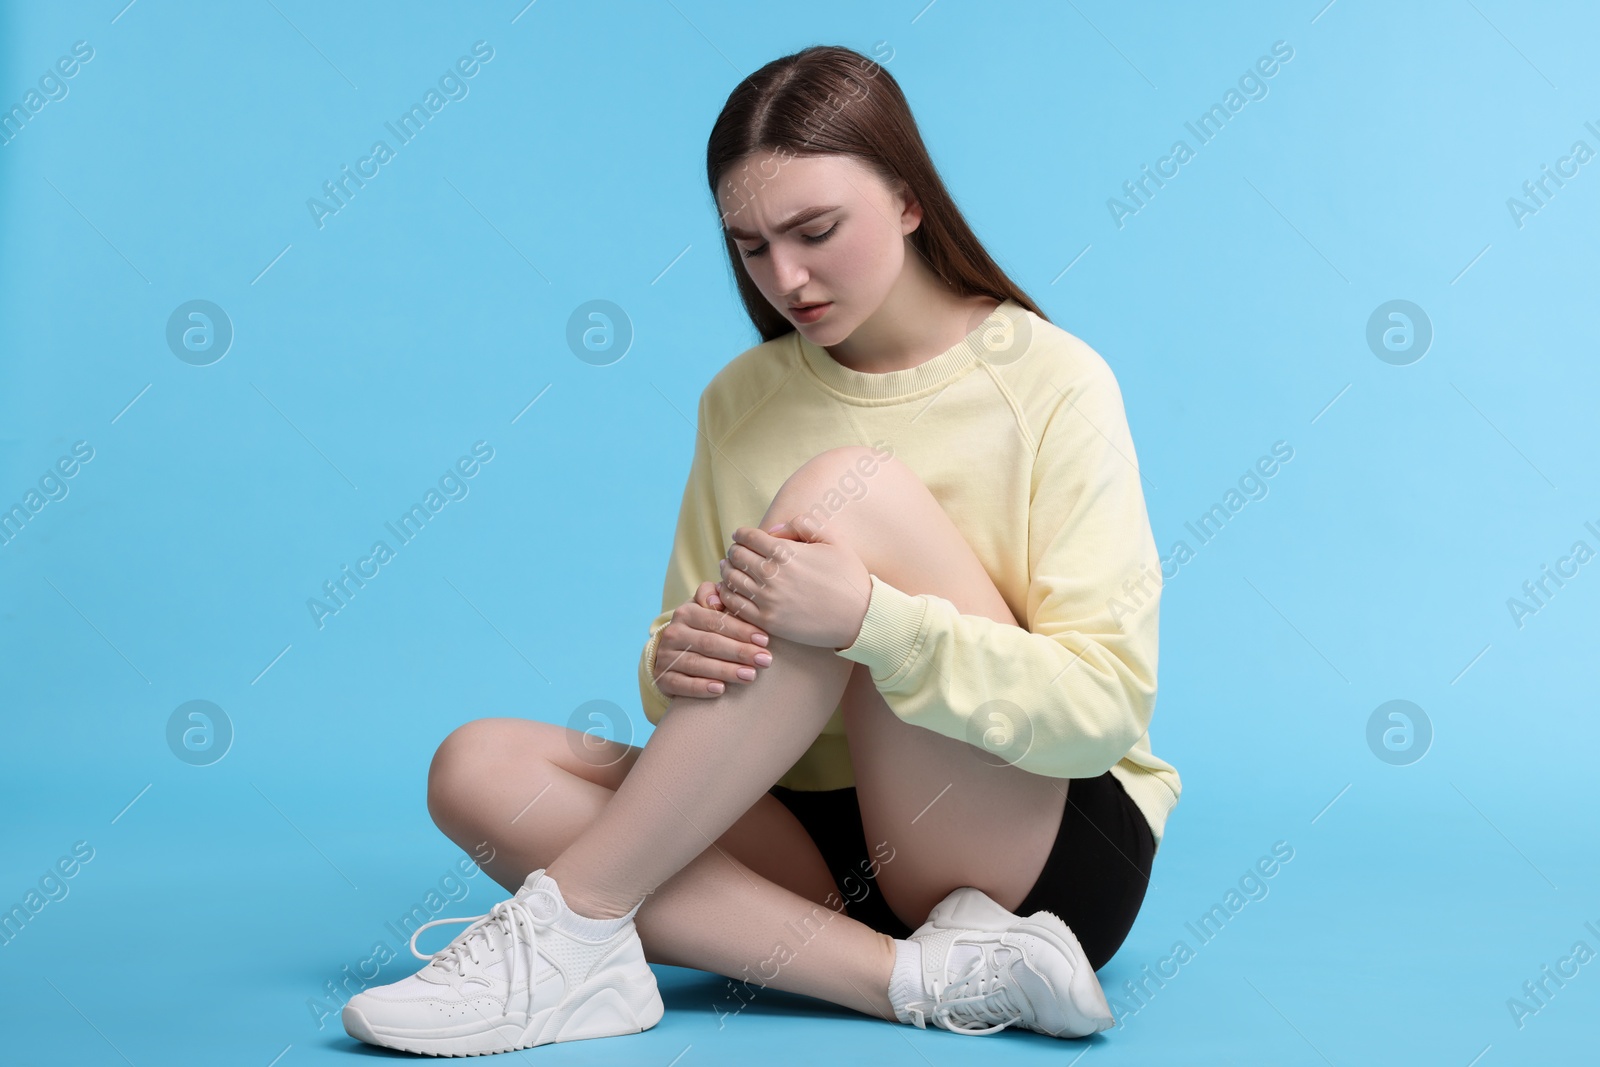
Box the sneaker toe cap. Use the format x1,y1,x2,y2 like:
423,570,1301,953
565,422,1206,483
343,980,502,1032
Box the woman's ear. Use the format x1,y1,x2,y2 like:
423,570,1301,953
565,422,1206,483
897,182,923,236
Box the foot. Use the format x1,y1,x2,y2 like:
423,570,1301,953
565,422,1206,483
341,868,664,1056
891,886,1114,1038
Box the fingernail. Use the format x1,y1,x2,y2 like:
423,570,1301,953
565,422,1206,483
751,633,768,646
754,652,772,666
737,667,756,681
710,595,722,608
709,682,725,694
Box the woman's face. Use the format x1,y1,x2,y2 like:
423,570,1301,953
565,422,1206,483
716,150,920,344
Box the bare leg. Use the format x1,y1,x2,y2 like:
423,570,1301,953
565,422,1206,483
544,443,1067,1001
543,448,882,922
546,628,853,916
427,718,900,1022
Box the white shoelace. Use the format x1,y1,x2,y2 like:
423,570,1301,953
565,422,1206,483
407,889,560,1004
910,944,1027,1035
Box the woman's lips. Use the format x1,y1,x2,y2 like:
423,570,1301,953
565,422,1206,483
791,302,831,323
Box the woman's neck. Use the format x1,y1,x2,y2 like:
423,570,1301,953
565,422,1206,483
825,283,1001,375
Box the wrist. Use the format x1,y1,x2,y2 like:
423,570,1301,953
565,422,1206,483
834,585,871,652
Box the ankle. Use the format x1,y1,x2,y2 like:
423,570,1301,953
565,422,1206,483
885,937,924,1025
537,866,639,926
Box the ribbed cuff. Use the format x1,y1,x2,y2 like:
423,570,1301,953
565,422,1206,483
644,627,661,677
835,574,927,686
640,628,669,724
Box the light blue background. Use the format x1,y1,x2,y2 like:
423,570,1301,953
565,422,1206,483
3,1,1596,1064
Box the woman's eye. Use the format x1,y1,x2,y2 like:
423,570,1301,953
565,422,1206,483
739,223,838,260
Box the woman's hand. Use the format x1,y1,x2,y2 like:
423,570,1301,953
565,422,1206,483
651,581,774,698
716,520,871,651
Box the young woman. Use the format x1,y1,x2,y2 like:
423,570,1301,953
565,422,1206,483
342,44,1180,1055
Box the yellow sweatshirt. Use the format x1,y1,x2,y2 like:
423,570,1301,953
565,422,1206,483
637,298,1181,852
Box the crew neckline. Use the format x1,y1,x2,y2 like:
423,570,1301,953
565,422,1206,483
794,297,1024,403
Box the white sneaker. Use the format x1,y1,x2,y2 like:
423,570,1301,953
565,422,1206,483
895,886,1114,1038
341,868,664,1056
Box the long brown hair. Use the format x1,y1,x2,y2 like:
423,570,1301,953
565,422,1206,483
706,44,1048,343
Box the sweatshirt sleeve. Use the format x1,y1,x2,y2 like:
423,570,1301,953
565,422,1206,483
833,356,1161,779
638,390,726,726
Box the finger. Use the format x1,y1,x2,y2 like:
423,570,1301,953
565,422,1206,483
738,520,815,550
679,623,768,669
664,649,758,687
716,579,762,626
729,531,804,582
696,610,770,654
766,520,809,542
658,670,727,698
730,525,788,562
692,602,767,647
696,580,723,611
725,540,790,583
652,636,699,682
718,558,763,602
663,616,767,667
680,648,762,683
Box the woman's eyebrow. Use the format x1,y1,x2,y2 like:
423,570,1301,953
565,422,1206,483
724,205,841,241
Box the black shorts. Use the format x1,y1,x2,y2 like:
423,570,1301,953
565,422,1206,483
768,770,1155,971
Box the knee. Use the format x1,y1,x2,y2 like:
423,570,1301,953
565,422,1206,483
427,717,525,830
770,444,907,537
795,444,900,486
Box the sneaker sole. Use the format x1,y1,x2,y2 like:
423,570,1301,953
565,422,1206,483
924,886,1115,1037
341,971,665,1057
